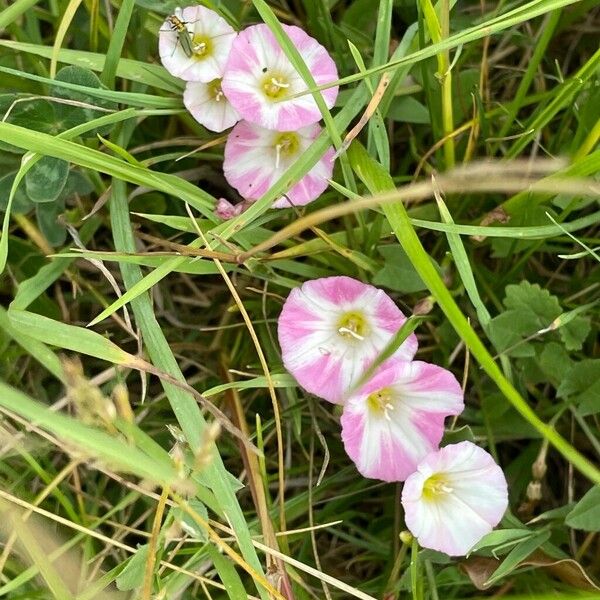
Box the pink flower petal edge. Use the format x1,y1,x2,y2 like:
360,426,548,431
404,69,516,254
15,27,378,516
222,23,338,131
341,360,464,482
277,276,418,404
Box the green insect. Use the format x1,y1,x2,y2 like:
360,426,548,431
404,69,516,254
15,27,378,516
165,14,195,58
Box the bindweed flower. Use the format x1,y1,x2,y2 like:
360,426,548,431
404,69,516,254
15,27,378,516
341,360,464,482
277,276,418,404
223,120,334,208
159,6,237,82
214,197,245,220
222,24,338,131
184,79,240,132
402,441,508,556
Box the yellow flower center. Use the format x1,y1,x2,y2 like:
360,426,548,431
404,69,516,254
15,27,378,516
422,473,454,501
262,73,290,99
337,311,368,341
191,34,212,59
273,132,300,169
208,78,224,102
367,388,395,420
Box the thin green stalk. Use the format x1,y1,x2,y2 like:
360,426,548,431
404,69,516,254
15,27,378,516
348,142,600,485
420,0,455,168
410,538,422,600
100,0,134,87
109,125,270,599
0,0,40,29
493,9,562,151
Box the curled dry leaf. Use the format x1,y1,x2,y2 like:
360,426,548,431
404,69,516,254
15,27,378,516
460,550,599,591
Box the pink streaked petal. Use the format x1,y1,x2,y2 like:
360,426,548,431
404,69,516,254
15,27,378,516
341,410,433,482
278,277,419,403
289,352,344,403
306,276,374,306
340,361,464,482
390,361,464,415
222,23,338,131
278,298,326,344
272,159,332,208
224,121,333,206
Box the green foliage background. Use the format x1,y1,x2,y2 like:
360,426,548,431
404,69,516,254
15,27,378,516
0,0,598,598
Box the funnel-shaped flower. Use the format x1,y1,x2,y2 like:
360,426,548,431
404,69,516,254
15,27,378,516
159,6,236,82
222,24,338,131
402,441,508,556
224,120,334,208
341,361,464,482
184,79,240,132
277,276,418,404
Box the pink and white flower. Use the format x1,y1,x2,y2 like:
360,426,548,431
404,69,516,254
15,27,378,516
159,6,236,83
221,24,338,131
341,361,464,482
214,197,245,220
223,120,334,208
277,276,418,404
402,441,508,556
184,79,240,132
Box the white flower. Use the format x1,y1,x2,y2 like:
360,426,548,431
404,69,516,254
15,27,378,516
402,441,508,556
184,79,240,132
159,6,236,82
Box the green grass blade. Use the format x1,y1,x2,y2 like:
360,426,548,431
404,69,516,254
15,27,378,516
0,382,177,484
0,306,63,381
0,65,181,108
7,310,135,366
347,141,600,485
109,171,270,599
0,39,183,93
0,0,40,29
0,110,138,274
100,0,135,87
434,191,491,327
0,121,217,217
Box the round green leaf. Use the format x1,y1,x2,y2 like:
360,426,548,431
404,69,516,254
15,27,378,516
36,198,67,246
51,66,118,134
25,157,69,203
0,171,34,214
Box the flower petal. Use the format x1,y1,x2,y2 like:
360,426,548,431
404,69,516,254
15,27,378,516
222,24,338,131
402,442,508,556
184,81,240,132
278,276,418,403
159,6,236,82
223,121,334,207
340,361,463,481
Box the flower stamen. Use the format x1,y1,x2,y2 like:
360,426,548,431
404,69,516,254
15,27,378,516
337,311,368,341
262,75,290,99
367,388,395,420
194,41,207,54
423,474,455,500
